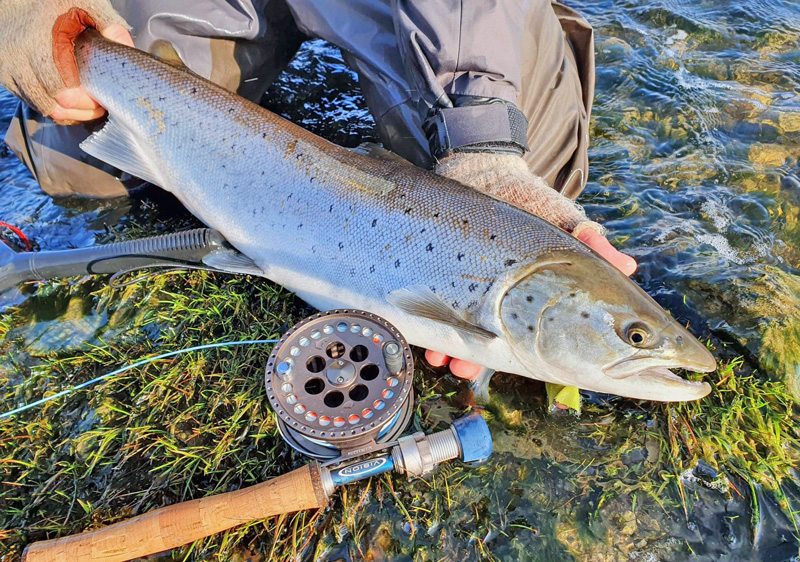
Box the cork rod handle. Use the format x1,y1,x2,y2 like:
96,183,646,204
23,464,328,562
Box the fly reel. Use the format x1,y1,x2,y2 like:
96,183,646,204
265,310,414,459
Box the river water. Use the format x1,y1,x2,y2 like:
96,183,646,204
1,1,799,561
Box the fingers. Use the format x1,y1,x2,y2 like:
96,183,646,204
55,87,100,110
448,359,485,381
49,25,133,122
102,24,134,47
50,103,106,122
424,350,450,367
424,350,485,381
576,229,638,276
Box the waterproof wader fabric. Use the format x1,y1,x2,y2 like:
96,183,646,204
3,0,594,200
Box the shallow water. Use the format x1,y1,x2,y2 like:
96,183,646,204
1,1,800,561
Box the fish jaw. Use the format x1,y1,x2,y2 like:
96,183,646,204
597,315,717,401
562,364,712,402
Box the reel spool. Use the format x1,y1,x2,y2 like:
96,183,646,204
265,310,414,460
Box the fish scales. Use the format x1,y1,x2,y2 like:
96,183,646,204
73,33,717,401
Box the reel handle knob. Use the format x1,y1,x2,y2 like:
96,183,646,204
450,412,493,464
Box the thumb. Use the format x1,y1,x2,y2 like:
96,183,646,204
101,23,134,47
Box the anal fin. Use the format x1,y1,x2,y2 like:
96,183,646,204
203,249,264,276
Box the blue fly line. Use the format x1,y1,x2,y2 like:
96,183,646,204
0,339,279,420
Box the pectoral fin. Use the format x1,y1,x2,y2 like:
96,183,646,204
387,285,496,340
80,117,166,188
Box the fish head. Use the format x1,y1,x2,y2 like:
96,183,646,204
498,251,716,401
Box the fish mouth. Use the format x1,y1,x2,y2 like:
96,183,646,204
629,366,712,401
600,353,716,401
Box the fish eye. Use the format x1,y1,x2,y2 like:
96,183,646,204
625,323,653,347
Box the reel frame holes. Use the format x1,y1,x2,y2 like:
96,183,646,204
265,310,414,459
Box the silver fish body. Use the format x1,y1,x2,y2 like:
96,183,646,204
74,32,715,401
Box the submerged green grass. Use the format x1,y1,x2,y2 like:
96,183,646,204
0,272,799,561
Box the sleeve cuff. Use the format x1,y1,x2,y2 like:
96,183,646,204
423,98,529,160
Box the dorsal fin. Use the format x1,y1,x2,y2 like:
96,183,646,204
351,143,415,166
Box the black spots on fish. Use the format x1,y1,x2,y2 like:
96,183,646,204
328,204,334,213
297,223,303,230
433,212,440,218
457,252,465,261
309,176,315,183
467,301,478,310
338,242,344,250
451,281,456,288
505,259,517,267
463,219,469,225
122,61,127,67
370,265,376,273
511,312,519,320
158,96,166,102
527,325,535,332
372,219,378,227
452,300,459,309
426,243,434,252
581,311,590,319
468,283,477,293
349,268,356,276
548,317,554,322
404,208,412,215
192,87,198,94
262,132,267,139
394,259,401,268
483,281,494,295
490,234,497,240
229,107,235,113
526,295,534,303
399,193,405,198
261,171,265,176
420,228,426,233
569,292,577,298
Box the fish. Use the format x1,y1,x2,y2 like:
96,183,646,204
72,31,716,402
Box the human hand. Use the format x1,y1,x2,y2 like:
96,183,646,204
427,152,637,380
0,0,132,123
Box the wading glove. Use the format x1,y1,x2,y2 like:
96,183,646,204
435,152,605,239
0,0,127,120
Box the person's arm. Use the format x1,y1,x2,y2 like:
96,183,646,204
393,0,635,274
0,0,132,124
